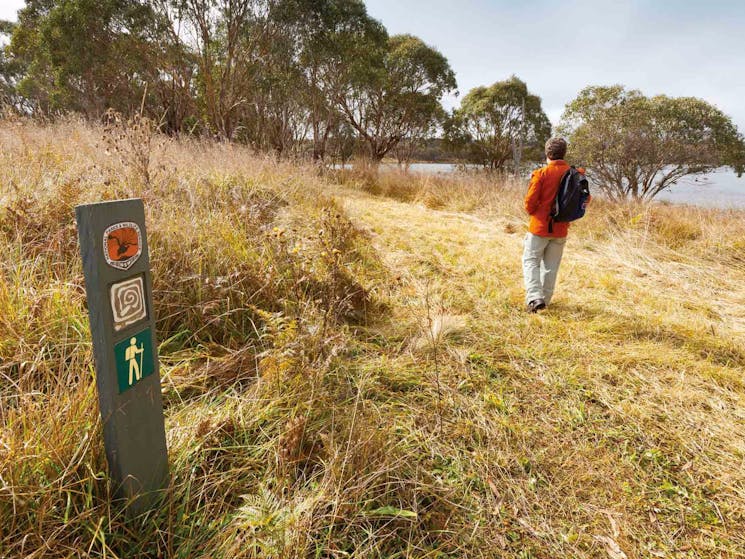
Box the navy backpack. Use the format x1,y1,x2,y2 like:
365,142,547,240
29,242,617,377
548,167,590,233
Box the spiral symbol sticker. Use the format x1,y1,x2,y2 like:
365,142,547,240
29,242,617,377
110,276,148,331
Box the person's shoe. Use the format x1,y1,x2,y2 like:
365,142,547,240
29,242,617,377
527,299,546,313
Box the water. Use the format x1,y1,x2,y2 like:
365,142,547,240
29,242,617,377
383,163,745,209
654,169,745,209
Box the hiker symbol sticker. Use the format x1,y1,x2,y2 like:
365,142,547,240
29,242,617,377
115,328,155,393
104,222,142,270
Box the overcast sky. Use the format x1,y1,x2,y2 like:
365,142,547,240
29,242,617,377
2,0,744,132
364,0,745,132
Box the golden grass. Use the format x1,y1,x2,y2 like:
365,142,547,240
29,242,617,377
334,165,745,557
2,119,745,558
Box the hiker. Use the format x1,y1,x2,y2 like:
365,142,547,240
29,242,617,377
522,137,587,312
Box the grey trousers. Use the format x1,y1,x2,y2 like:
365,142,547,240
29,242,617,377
522,232,567,305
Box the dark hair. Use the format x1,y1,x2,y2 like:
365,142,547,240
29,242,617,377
545,137,567,160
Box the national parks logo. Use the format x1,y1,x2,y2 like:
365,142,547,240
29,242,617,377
104,222,142,270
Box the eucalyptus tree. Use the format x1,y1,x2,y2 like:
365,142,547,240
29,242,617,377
243,9,310,156
275,0,387,161
447,76,551,171
560,85,745,200
177,0,268,140
148,0,199,133
338,33,456,162
0,19,28,111
7,0,164,116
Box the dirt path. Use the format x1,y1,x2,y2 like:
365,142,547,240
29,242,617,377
338,188,526,316
340,187,745,338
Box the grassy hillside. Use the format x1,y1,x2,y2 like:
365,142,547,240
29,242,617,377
2,119,745,558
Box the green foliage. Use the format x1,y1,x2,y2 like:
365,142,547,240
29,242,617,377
0,19,26,109
8,0,162,115
273,0,388,159
0,2,449,163
559,85,745,200
279,0,387,82
339,33,457,161
446,76,551,171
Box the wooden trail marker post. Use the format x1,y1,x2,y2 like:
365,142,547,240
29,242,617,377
76,199,168,515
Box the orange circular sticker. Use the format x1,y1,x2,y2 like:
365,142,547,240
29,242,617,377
103,222,142,270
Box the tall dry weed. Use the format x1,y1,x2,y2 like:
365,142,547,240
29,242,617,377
102,109,159,187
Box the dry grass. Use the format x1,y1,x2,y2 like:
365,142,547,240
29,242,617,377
336,165,745,558
2,120,745,558
331,164,520,213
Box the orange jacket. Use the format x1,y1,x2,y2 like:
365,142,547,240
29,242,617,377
524,160,585,238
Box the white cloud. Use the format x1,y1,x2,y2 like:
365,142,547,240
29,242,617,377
0,0,24,22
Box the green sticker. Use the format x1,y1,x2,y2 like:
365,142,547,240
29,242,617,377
115,328,155,393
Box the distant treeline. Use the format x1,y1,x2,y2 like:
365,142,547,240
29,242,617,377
0,0,554,169
1,1,744,192
0,0,451,163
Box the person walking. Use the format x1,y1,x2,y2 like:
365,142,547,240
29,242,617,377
522,137,584,312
